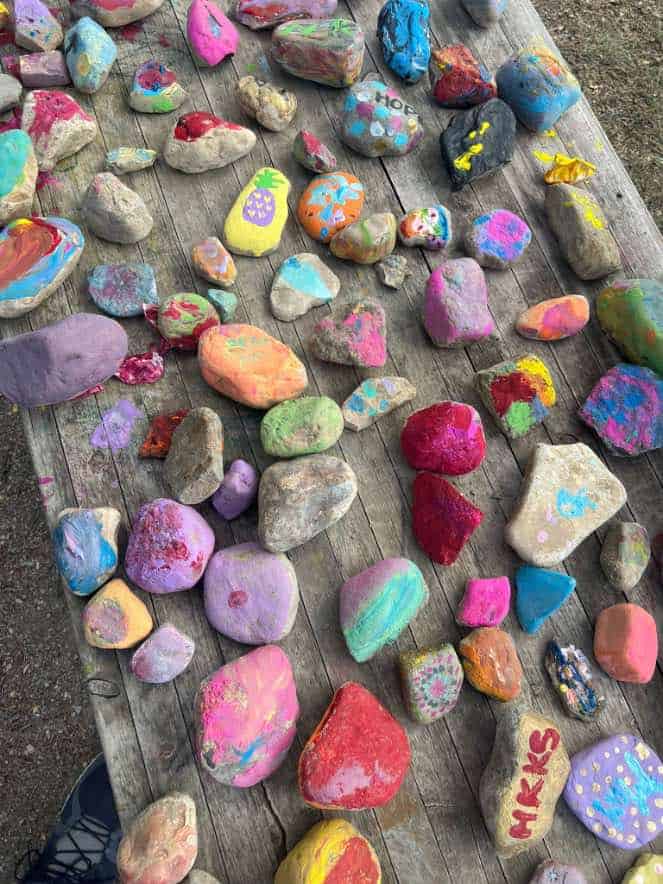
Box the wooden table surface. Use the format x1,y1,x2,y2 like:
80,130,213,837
3,0,663,879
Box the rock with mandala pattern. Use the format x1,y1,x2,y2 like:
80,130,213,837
342,376,416,431
297,170,364,244
399,644,463,724
224,167,290,257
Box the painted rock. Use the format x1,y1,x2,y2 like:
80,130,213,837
378,0,429,84
192,237,237,288
89,399,146,451
563,734,663,848
440,97,515,191
474,354,556,439
206,288,237,322
19,51,70,87
412,471,483,565
195,645,299,786
297,170,364,243
330,213,396,265
505,442,627,567
224,166,290,256
0,131,37,228
342,376,416,432
430,44,496,108
163,113,256,174
311,299,387,368
340,557,428,662
53,507,120,596
459,627,522,701
480,708,570,857
188,874,221,884
544,640,605,721
21,89,97,171
125,498,215,593
270,252,339,321
0,74,22,113
157,293,220,350
456,576,511,628
377,254,409,288
398,204,451,251
82,578,153,650
212,458,257,519
399,643,463,724
516,294,590,341
464,209,531,269
12,0,62,51
116,350,164,386
423,258,494,348
261,396,343,457
340,77,424,157
292,130,337,173
64,17,117,94
204,541,298,643
497,43,581,133
596,279,663,374
70,0,164,26
82,173,153,244
601,521,650,592
88,263,157,318
0,312,126,406
233,0,337,29
299,682,410,809
272,19,364,87
461,0,507,26
401,401,486,475
116,793,197,884
621,855,663,883
164,407,224,505
275,819,381,884
198,323,307,408
139,410,189,459
515,565,576,633
594,602,657,684
130,624,195,684
237,76,296,131
105,147,157,175
187,0,238,66
530,861,587,884
129,60,187,113
258,454,357,552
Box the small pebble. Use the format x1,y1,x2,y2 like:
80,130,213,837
128,59,188,113
398,204,451,250
342,376,416,431
156,293,220,350
186,0,238,66
206,289,237,322
292,129,337,173
474,354,555,439
105,147,157,175
19,50,70,87
376,254,409,289
211,458,258,519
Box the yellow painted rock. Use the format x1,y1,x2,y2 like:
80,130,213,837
275,819,381,884
82,578,153,649
223,167,290,257
622,854,663,883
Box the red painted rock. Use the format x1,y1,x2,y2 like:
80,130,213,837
292,129,337,173
156,293,220,350
115,350,164,385
275,819,381,884
139,410,189,458
298,682,411,810
163,112,256,173
233,0,338,30
430,44,496,108
594,603,657,684
21,89,97,171
400,401,486,475
412,471,483,565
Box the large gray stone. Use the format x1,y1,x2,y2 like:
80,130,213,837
164,407,224,505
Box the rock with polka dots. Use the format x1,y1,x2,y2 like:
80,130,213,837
339,76,424,158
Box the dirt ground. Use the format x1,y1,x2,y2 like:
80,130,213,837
0,1,660,879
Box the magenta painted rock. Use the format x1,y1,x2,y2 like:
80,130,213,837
195,645,299,786
233,0,338,30
292,129,337,173
456,576,511,627
130,623,195,684
187,0,239,66
19,51,70,87
12,0,63,51
125,498,215,594
310,299,387,368
464,209,532,269
516,295,590,342
423,258,494,347
211,458,258,519
21,89,97,171
400,401,486,475
204,542,299,644
115,350,164,385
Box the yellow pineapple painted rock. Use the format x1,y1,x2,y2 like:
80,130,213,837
224,167,290,257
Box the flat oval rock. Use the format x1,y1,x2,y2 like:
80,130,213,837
342,376,416,431
271,18,364,87
0,130,37,227
71,0,164,26
82,578,153,650
621,855,663,884
340,77,424,157
412,471,483,565
377,0,430,84
474,354,556,439
399,643,463,723
459,627,522,701
310,299,387,367
430,44,496,107
275,819,381,884
192,237,237,288
399,204,451,250
329,212,396,264
82,172,153,244
12,0,63,51
516,294,589,341
164,406,224,505
129,60,188,113
270,252,339,321
187,0,238,66
292,129,337,173
105,147,157,175
423,257,494,347
163,112,256,174
130,623,195,684
21,89,97,171
261,396,343,457
596,278,663,374
544,640,604,721
64,16,117,94
211,458,258,519
53,506,120,596
157,293,220,349
237,76,296,131
88,262,157,317
464,209,531,269
297,170,364,243
440,97,516,191
461,0,507,26
224,166,290,256
233,0,337,30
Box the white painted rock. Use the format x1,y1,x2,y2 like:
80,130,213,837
105,147,157,175
70,0,164,26
0,74,22,113
21,89,98,171
0,130,37,226
81,172,153,244
163,112,256,173
237,76,297,131
270,253,339,321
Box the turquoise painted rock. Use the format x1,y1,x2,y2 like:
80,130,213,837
464,209,531,269
340,557,429,662
130,623,195,684
342,376,416,431
128,59,188,114
340,77,424,158
461,0,507,26
544,640,604,721
270,253,339,321
399,643,463,723
600,521,650,592
0,130,37,226
377,0,430,84
64,17,117,94
261,396,343,457
105,147,157,175
207,289,237,322
88,263,157,318
271,18,365,88
596,279,663,374
53,507,120,596
515,565,575,633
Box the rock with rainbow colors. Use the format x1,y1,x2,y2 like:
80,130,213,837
192,237,237,288
156,293,220,350
81,173,153,244
340,77,424,157
474,353,556,439
0,130,37,227
237,76,297,131
275,819,381,884
163,112,256,173
233,0,337,29
70,0,164,26
129,60,187,113
423,258,494,348
187,0,238,66
516,294,589,341
399,643,463,723
224,167,290,256
310,299,387,368
53,507,120,596
596,279,663,374
21,89,97,171
429,44,496,107
342,376,416,431
398,204,451,250
464,209,531,269
64,17,117,94
440,97,515,191
297,170,364,243
12,0,63,51
272,18,365,87
330,212,397,264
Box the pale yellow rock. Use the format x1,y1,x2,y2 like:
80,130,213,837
82,578,153,649
223,167,290,257
621,854,663,884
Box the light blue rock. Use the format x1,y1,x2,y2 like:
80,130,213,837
64,17,117,94
88,263,157,317
515,565,575,633
53,507,120,596
207,288,238,322
377,0,430,85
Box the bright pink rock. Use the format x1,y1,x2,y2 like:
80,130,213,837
423,258,495,348
400,401,486,475
187,0,239,66
456,576,511,627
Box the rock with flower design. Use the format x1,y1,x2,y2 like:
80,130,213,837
237,76,297,131
224,167,290,257
461,0,507,26
21,89,97,171
621,854,663,883
292,130,337,173
105,147,157,175
340,77,424,158
129,60,187,113
53,507,120,596
270,253,339,321
83,578,153,649
464,210,531,269
516,295,590,341
330,212,397,265
163,112,256,173
378,0,430,84
82,173,153,244
398,204,451,251
272,18,364,87
233,0,338,29
156,293,220,350
192,237,237,288
0,130,37,227
64,17,117,94
311,300,387,368
600,522,650,592
423,258,494,348
71,0,163,26
12,0,63,51
399,643,463,724
275,820,381,884
430,44,496,108
187,0,238,66
342,376,416,431
297,170,364,244
440,98,515,191
474,354,556,439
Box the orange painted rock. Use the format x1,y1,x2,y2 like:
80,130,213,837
459,627,523,701
82,578,153,650
516,295,590,341
198,323,307,408
594,602,658,683
275,819,381,884
297,170,364,243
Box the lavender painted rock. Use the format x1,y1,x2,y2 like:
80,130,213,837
64,17,117,94
0,313,127,406
211,458,258,519
461,0,507,26
204,541,299,644
399,643,463,723
423,258,494,347
192,237,237,288
310,299,387,367
53,507,120,596
187,0,238,66
12,0,63,51
340,77,424,158
70,0,164,26
0,130,37,227
237,76,297,131
233,0,337,30
270,253,339,321
292,130,337,173
125,498,215,593
528,861,587,884
130,623,195,684
271,18,365,88
163,113,256,173
342,376,416,432
88,263,157,317
440,98,516,191
105,147,157,175
128,60,188,114
19,51,70,87
464,209,531,269
81,173,153,244
21,89,97,171
0,74,22,113
600,522,650,592
164,407,225,505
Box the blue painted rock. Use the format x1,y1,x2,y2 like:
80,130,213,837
544,640,605,721
0,130,37,227
128,60,188,113
270,253,339,321
211,458,258,519
529,864,586,884
237,76,297,131
187,0,238,66
53,507,120,596
515,565,575,633
292,130,337,173
204,541,299,643
440,98,516,191
399,643,463,723
377,0,430,84
130,623,195,684
596,279,663,374
342,376,416,431
81,173,153,244
21,89,97,171
296,170,365,244
600,522,650,591
233,0,337,29
340,77,425,158
12,0,63,51
164,407,224,505
64,17,117,94
330,213,397,264
19,51,71,88
192,237,237,288
105,147,157,175
261,396,344,457
423,258,494,347
207,289,238,322
461,0,507,26
70,0,164,26
464,209,532,269
398,204,451,250
430,44,496,108
271,19,365,87
340,557,428,662
88,263,157,317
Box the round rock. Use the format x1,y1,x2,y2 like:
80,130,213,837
456,576,511,628
21,89,97,171
130,624,195,684
594,602,657,684
310,299,387,367
163,112,256,174
88,263,157,318
129,60,188,113
401,400,485,475
164,407,224,505
399,643,463,723
296,170,364,243
398,204,451,250
237,76,297,131
464,209,531,269
423,257,494,347
330,212,396,264
211,459,258,519
261,396,343,457
459,627,522,701
53,506,120,596
156,293,220,350
82,173,153,244
270,253,339,321
82,578,153,650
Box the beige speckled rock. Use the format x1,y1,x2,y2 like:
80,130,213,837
600,521,650,592
237,75,297,131
81,173,153,244
164,407,224,505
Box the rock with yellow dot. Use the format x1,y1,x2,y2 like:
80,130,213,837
440,97,516,191
621,853,663,883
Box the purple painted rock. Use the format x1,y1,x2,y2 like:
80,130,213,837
456,576,511,627
204,541,299,644
528,861,587,884
211,458,258,519
81,173,153,244
0,131,37,228
292,130,337,173
12,0,63,51
19,51,70,87
423,258,495,347
310,299,387,367
399,643,463,723
125,498,215,593
128,60,187,114
0,312,127,406
233,0,337,29
271,18,365,88
70,0,164,26
164,407,224,505
563,734,663,849
88,263,157,317
187,0,239,66
21,89,97,171
464,209,532,270
163,113,256,173
130,623,195,684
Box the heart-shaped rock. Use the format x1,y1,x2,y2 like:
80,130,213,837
412,471,483,564
310,299,387,367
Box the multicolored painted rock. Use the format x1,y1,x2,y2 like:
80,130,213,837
270,253,339,321
440,98,516,191
544,640,605,721
412,471,483,565
12,0,63,51
19,50,70,87
125,498,215,593
156,293,220,350
64,17,117,94
130,624,195,684
423,258,494,348
621,854,663,883
456,576,511,627
299,681,410,809
0,130,37,227
82,578,153,650
459,627,522,701
401,401,486,475
516,294,589,341
377,0,430,84
204,541,298,643
21,89,97,171
275,819,381,884
164,407,224,505
594,602,657,684
191,237,237,288
330,212,396,265
163,113,256,173
515,565,576,633
206,288,237,322
340,558,428,662
429,44,496,108
398,204,451,250
596,279,663,374
70,0,164,26
233,0,337,29
88,263,157,318
377,253,409,288
464,209,531,269
187,0,238,66
310,299,387,367
212,458,257,519
342,376,416,432
505,442,627,567
292,129,337,173
53,507,120,596
237,76,297,131
224,167,290,256
600,522,650,591
461,0,507,26
195,645,299,786
105,147,156,175
399,643,463,724
198,323,307,408
563,734,663,848
272,19,364,87
261,396,343,457
297,170,364,243
81,173,153,244
129,60,187,113
340,77,424,157
139,410,189,459
474,354,556,439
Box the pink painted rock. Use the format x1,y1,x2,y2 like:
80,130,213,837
400,401,486,475
19,51,70,87
516,295,590,342
115,350,164,385
130,623,195,684
21,89,97,171
423,258,495,347
125,498,215,594
594,602,657,684
187,0,239,66
292,129,337,173
456,576,511,627
12,0,63,51
195,645,299,786
233,0,338,30
117,793,198,884
310,299,387,368
464,209,532,270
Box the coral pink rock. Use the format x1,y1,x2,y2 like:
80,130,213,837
593,603,657,684
400,401,486,475
187,0,239,66
423,258,495,348
412,471,483,565
456,576,511,627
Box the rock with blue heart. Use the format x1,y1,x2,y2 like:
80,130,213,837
53,507,121,596
377,0,430,84
270,253,339,321
515,565,575,633
88,263,157,318
440,97,515,191
342,376,416,431
0,130,37,227
64,17,117,94
339,77,424,158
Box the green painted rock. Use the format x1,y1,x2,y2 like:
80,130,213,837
260,396,343,457
207,288,237,322
596,279,663,374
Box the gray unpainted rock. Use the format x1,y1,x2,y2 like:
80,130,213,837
187,873,221,884
81,172,153,244
163,117,256,173
376,254,409,289
164,407,224,505
0,73,22,112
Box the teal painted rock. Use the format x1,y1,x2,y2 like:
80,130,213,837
515,565,575,633
88,263,157,317
261,395,343,457
340,557,428,662
342,376,416,431
596,279,663,374
399,643,463,723
64,17,117,94
53,507,120,596
0,130,37,226
207,289,237,322
105,147,157,175
270,252,339,321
